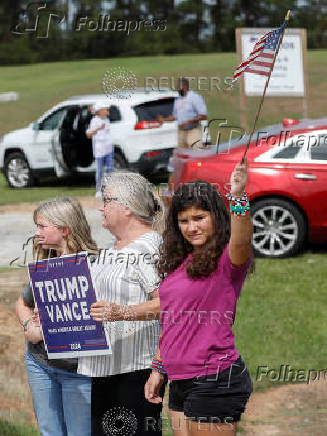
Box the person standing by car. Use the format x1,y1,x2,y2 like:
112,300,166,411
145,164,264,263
157,77,208,148
145,161,253,435
15,197,98,436
86,103,113,197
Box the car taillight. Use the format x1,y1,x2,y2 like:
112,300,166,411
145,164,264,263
189,161,202,167
283,118,299,127
144,151,163,158
134,120,161,130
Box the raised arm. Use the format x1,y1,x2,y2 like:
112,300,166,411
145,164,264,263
228,159,253,266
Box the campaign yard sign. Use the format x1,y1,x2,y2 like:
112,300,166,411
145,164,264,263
28,253,111,359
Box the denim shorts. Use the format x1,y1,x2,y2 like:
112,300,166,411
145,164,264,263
168,357,252,423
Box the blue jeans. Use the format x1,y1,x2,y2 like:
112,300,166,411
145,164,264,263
95,152,114,192
25,352,91,436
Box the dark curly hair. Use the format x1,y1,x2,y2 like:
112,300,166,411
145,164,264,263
158,181,230,279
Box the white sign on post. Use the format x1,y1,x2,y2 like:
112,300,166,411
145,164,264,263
241,29,305,97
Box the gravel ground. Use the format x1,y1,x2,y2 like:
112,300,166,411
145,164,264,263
0,208,113,267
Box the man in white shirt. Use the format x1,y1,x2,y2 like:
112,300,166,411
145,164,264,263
86,103,113,197
157,77,208,148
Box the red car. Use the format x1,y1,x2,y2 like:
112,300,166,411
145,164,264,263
168,118,327,258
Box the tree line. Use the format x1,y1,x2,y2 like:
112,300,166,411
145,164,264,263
0,0,326,64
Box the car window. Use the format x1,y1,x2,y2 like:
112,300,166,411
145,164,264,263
109,105,121,122
272,145,302,159
133,98,175,121
310,142,327,160
39,108,67,130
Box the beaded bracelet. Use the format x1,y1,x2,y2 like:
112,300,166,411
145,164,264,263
151,358,166,375
226,192,250,217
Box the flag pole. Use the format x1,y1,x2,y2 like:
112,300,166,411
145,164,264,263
241,10,291,163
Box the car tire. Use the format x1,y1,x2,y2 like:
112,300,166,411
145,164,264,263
251,198,307,258
4,152,34,188
114,150,128,170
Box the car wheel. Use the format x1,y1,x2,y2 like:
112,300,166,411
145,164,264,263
113,151,128,170
251,198,306,258
4,152,34,188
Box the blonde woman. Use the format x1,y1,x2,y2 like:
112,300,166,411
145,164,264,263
15,197,98,436
78,171,166,436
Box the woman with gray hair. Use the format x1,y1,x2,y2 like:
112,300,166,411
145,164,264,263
78,171,165,436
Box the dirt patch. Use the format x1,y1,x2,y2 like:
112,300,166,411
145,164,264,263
0,269,28,302
0,268,35,425
1,269,326,435
241,379,327,436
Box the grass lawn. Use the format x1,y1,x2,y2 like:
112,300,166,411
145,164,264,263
0,173,94,205
0,50,326,204
0,266,17,273
1,50,326,137
235,251,327,391
0,420,39,436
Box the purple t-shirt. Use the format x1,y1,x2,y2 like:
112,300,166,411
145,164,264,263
159,244,251,380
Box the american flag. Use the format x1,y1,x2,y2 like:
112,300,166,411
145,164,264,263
230,21,286,86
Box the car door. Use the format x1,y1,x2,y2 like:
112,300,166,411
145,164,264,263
285,136,327,241
31,107,68,169
74,105,94,170
51,105,81,175
255,132,327,242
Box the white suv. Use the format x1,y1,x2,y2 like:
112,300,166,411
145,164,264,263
0,91,209,188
